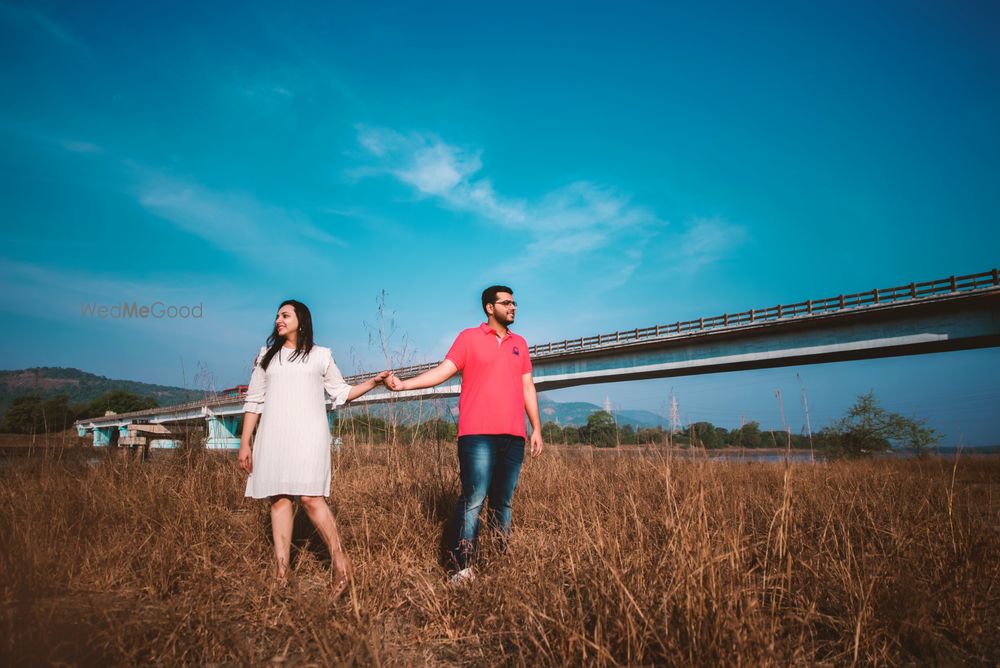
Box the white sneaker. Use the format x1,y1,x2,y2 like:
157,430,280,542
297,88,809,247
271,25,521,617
449,567,476,585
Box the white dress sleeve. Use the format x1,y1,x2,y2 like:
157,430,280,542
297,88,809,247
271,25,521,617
323,348,352,408
242,347,268,414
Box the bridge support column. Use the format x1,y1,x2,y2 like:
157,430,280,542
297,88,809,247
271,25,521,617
94,427,112,446
206,415,241,450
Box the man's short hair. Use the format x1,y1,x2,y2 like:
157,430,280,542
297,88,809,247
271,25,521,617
482,285,514,315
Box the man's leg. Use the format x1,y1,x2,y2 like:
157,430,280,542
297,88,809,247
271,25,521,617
486,435,526,551
451,435,494,571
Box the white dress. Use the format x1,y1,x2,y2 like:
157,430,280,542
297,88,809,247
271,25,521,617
242,345,351,499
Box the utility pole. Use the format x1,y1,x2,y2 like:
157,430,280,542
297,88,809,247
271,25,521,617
776,389,790,449
669,390,680,447
797,373,815,461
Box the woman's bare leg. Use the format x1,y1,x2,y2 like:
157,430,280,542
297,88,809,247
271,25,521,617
269,495,294,583
299,496,351,584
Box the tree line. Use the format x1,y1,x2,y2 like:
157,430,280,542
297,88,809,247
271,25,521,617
539,410,815,449
329,415,455,444
333,391,939,457
5,389,939,458
2,391,158,434
542,391,940,457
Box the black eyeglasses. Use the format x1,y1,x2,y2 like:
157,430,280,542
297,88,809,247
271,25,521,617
494,300,517,307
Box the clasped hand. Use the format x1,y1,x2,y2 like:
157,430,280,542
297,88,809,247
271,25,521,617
371,370,394,385
383,373,405,391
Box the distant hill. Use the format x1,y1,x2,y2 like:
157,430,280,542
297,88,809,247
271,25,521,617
538,397,665,428
0,368,197,417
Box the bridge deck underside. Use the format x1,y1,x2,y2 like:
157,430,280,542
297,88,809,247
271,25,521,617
533,296,999,390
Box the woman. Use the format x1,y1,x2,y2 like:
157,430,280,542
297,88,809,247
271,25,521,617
238,299,389,597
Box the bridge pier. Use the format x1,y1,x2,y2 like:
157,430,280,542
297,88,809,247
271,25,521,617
91,425,129,448
206,415,241,450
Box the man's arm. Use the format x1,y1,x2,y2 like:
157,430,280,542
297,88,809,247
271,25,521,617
523,372,543,458
385,359,459,391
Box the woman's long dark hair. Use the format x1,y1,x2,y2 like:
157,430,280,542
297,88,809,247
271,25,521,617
258,299,314,370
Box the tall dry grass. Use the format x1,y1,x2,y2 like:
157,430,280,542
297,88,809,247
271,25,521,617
1,443,997,665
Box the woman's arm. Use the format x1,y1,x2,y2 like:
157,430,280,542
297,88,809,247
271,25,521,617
346,370,392,401
239,349,266,473
238,412,259,472
325,350,390,405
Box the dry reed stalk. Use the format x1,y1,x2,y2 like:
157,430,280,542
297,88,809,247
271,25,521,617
0,442,998,665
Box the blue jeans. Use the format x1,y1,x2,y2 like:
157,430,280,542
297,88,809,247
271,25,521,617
451,434,525,571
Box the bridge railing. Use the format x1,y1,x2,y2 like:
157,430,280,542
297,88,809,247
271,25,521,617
73,394,240,424
527,269,999,358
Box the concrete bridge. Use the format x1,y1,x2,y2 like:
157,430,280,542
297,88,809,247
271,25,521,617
75,268,1000,449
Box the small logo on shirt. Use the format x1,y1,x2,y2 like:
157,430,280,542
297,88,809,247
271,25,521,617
512,346,520,356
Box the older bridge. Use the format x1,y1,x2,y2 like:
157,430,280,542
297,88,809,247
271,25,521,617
75,268,1000,449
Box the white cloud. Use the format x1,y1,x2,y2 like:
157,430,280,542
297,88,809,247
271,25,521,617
396,142,482,196
0,124,347,268
235,80,294,101
62,140,102,153
134,171,347,266
139,182,261,242
670,218,748,273
353,125,661,265
351,125,749,290
0,4,84,47
0,120,104,154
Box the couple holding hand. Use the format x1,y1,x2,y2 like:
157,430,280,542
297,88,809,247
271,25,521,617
238,285,542,596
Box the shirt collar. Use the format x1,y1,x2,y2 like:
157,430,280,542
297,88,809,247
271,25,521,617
479,322,510,339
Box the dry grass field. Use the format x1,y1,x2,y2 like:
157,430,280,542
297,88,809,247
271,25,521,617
1,441,998,666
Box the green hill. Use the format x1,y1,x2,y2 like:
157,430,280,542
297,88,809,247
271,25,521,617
0,368,196,418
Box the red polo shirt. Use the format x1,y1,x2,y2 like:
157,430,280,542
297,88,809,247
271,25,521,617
445,323,533,438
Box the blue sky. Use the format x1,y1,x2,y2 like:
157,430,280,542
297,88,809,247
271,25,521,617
1,0,998,444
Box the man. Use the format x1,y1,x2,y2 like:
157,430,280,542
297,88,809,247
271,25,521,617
385,285,543,582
